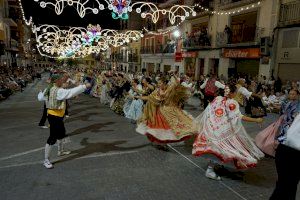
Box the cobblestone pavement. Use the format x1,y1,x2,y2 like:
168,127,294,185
0,76,299,200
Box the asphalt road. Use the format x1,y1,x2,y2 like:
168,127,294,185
0,76,299,200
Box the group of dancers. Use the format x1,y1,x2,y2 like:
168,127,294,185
38,69,299,200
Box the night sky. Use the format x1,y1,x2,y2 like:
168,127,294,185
20,0,121,29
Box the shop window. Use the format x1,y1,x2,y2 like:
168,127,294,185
282,30,299,48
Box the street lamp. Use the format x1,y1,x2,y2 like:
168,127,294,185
173,30,181,38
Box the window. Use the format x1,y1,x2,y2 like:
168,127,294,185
282,30,299,48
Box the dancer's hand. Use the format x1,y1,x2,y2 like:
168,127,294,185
85,83,92,88
256,118,264,123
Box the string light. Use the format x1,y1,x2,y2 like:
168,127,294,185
193,1,261,15
18,0,33,26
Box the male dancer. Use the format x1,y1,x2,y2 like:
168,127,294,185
38,72,91,169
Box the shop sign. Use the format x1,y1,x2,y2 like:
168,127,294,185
223,48,260,58
175,51,197,62
175,52,182,62
182,52,197,58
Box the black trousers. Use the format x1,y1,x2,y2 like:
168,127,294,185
203,94,215,109
270,144,300,200
47,114,66,145
38,103,47,126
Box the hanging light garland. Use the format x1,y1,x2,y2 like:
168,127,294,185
33,0,105,18
31,0,196,25
130,3,196,25
194,1,261,15
101,29,143,47
32,24,143,58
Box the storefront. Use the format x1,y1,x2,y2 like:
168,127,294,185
146,63,155,74
222,48,260,78
175,52,197,78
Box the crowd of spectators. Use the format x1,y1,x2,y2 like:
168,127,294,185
183,29,211,48
0,65,43,100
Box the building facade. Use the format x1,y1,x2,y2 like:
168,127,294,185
273,0,300,81
180,0,280,80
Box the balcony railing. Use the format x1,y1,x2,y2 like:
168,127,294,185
216,26,262,47
141,46,155,54
128,54,139,62
279,1,300,26
141,44,175,54
219,0,258,9
183,33,211,49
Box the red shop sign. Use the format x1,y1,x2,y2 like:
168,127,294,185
223,48,260,58
175,52,183,62
182,52,197,58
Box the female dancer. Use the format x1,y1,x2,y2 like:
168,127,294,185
193,84,264,180
136,77,195,151
123,79,144,122
270,89,300,200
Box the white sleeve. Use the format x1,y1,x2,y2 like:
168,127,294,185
56,85,87,100
38,89,47,101
215,81,225,89
239,87,252,99
200,79,208,89
181,82,188,87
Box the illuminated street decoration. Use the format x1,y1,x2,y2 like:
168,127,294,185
32,24,143,58
101,29,143,47
33,0,105,18
81,24,102,46
109,0,130,19
194,1,261,15
32,0,196,24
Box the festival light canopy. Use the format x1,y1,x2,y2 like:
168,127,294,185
33,24,143,58
32,0,196,24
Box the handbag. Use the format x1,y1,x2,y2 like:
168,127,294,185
286,114,300,151
255,116,283,156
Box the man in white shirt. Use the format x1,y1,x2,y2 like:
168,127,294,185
38,73,91,169
200,74,225,108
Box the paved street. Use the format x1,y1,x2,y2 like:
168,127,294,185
0,76,299,200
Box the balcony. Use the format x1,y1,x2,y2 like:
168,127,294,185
183,32,211,50
279,1,300,27
141,46,155,54
216,26,262,47
128,54,139,63
141,44,175,54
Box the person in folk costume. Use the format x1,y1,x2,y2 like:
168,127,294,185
38,72,91,169
123,78,144,123
235,78,267,118
136,77,196,151
193,84,264,180
38,77,51,129
270,89,300,200
200,73,225,108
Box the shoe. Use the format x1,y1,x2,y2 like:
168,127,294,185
39,125,48,129
205,167,221,180
65,115,70,118
43,159,53,169
57,150,71,156
156,145,169,152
